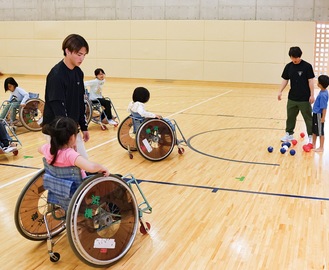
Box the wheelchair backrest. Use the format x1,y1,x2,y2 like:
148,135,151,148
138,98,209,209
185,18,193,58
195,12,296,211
42,158,83,210
28,92,39,99
130,112,145,133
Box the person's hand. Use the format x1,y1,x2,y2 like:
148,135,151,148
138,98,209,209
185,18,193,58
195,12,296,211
309,95,315,104
82,130,90,142
278,92,282,101
100,167,110,176
20,104,26,108
156,114,162,119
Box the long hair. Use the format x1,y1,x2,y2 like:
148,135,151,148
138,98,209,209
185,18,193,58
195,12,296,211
42,116,78,165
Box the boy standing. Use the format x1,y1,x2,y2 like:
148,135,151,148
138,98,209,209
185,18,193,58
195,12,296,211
311,75,329,152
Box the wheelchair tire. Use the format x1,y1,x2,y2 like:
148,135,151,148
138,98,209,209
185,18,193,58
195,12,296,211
19,98,45,131
136,118,175,161
14,170,66,241
117,116,137,151
66,174,139,267
85,98,93,125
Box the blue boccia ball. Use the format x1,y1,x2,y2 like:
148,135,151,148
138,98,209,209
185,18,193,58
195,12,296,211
267,146,273,153
289,149,296,156
280,147,286,154
285,142,291,148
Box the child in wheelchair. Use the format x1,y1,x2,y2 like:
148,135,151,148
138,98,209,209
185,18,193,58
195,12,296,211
128,86,175,131
84,68,118,126
0,121,18,153
1,77,29,125
39,116,110,178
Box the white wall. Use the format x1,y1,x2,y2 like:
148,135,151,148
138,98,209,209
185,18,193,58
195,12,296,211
0,20,315,84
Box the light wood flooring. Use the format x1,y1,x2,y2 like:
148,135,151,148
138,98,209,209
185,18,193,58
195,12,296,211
1,74,329,270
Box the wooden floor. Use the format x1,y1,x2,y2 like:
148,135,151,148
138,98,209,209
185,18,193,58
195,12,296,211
1,75,329,270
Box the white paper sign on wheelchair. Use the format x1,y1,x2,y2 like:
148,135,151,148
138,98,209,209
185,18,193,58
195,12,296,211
142,138,152,152
93,238,116,249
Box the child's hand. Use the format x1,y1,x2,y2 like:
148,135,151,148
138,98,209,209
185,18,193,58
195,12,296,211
100,167,110,177
156,115,162,119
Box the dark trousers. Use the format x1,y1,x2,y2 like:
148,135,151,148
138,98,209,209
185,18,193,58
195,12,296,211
286,99,312,136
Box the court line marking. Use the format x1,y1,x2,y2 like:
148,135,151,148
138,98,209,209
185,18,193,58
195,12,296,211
187,127,281,166
1,90,232,189
166,90,233,118
139,179,329,202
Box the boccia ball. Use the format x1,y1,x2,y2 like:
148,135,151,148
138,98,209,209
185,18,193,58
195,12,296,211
281,142,287,147
290,149,296,156
285,142,291,148
280,147,286,154
283,145,289,150
267,146,274,153
291,139,297,146
300,132,305,138
303,145,311,152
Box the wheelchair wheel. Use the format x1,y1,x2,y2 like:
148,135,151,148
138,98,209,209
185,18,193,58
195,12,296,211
66,174,139,267
14,170,66,241
136,119,175,161
117,116,137,151
19,98,45,131
85,98,93,125
90,101,103,125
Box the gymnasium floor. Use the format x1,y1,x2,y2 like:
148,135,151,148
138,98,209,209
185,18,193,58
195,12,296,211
1,75,329,269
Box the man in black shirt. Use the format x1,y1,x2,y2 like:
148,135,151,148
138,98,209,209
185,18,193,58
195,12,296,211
278,46,315,143
43,34,89,158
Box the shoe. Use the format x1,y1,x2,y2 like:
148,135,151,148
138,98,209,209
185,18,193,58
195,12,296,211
108,119,118,126
3,146,17,153
281,132,294,142
308,135,312,144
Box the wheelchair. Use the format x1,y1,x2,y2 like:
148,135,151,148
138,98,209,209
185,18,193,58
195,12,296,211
0,92,45,132
84,91,120,130
0,118,21,156
117,113,186,161
14,159,152,268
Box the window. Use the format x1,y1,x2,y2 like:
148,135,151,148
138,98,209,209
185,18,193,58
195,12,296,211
314,23,329,77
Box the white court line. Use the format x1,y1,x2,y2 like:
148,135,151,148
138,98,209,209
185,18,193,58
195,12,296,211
1,90,232,189
0,169,43,189
166,90,232,118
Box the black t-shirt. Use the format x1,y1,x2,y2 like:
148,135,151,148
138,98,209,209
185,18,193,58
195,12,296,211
43,60,88,131
281,60,315,102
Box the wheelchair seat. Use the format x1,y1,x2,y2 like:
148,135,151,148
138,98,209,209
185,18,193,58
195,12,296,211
42,158,83,210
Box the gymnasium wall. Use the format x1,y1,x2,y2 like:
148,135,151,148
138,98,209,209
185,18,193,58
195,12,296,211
0,20,315,84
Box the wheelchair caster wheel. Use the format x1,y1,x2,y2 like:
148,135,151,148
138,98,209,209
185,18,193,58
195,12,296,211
178,147,185,155
13,150,18,156
50,252,60,262
140,222,151,235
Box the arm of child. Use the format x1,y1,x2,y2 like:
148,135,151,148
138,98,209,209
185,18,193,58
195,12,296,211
321,108,327,123
74,155,110,176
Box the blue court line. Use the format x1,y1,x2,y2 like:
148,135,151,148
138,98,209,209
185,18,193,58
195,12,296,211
138,179,329,202
0,163,40,170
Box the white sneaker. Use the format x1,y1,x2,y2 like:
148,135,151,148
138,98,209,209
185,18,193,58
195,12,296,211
3,146,17,153
281,132,294,142
308,135,312,144
108,119,118,126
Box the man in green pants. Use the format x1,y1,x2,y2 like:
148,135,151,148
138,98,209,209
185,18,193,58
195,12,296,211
278,46,315,143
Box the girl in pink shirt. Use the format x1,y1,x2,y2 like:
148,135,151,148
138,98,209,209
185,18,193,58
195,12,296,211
39,116,109,178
